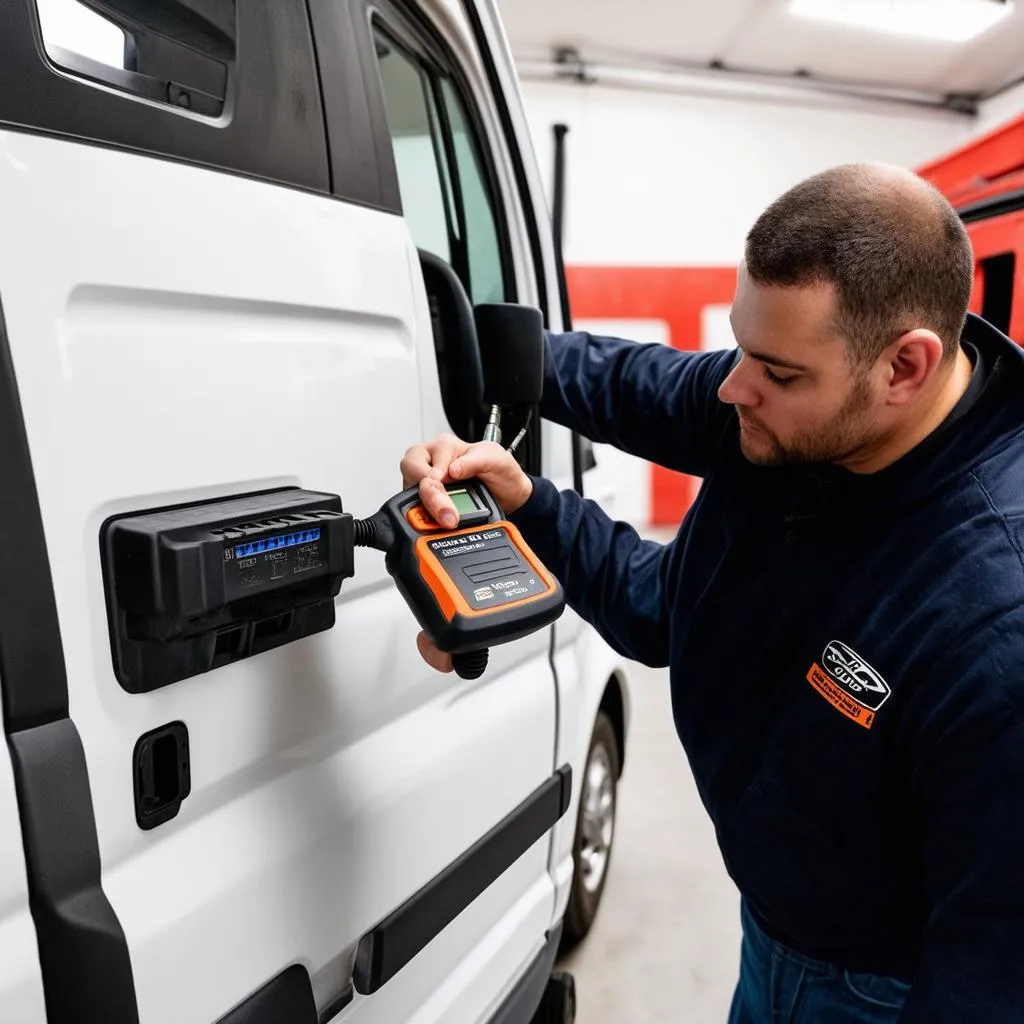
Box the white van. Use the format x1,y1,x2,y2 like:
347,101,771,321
0,1,631,1022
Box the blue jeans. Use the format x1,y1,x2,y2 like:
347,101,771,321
728,902,911,1023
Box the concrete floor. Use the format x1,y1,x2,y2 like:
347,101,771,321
557,662,742,1023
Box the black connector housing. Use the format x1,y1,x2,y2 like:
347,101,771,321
102,489,354,692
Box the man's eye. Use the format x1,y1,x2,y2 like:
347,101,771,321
764,366,796,386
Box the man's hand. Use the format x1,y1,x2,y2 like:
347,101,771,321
400,434,534,528
400,434,534,674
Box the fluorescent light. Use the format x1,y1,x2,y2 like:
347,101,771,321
789,0,1015,43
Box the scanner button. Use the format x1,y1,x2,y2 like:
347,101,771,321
407,505,442,533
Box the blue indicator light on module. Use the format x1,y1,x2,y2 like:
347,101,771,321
235,527,320,560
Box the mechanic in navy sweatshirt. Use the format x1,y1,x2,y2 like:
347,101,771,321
402,163,1024,1022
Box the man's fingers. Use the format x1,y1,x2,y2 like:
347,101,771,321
416,631,453,673
424,436,462,482
400,444,433,489
401,436,467,490
418,476,459,529
449,442,509,482
404,437,525,526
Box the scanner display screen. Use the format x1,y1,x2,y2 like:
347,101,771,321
448,489,479,515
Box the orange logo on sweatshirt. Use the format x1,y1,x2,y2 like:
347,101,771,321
807,664,878,729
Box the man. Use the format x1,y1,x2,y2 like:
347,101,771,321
401,163,1024,1022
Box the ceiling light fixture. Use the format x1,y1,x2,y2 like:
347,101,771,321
789,0,1015,43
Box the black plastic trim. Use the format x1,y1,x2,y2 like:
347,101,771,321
418,248,487,440
979,251,1016,336
558,764,572,817
216,964,317,1024
353,764,572,994
133,721,191,830
550,120,592,497
485,923,563,1024
0,0,330,197
83,0,236,60
307,0,398,210
0,298,139,1020
958,187,1024,224
47,43,224,118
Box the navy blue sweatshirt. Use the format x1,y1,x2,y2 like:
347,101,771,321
508,314,1024,1022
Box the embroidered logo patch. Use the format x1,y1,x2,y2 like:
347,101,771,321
807,641,891,730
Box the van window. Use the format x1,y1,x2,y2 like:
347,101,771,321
441,79,504,304
374,27,508,304
374,32,453,264
36,0,127,70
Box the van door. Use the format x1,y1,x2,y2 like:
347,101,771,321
329,0,568,1013
0,2,562,1023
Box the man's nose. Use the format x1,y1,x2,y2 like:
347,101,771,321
718,360,759,408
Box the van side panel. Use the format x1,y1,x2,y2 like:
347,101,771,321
0,127,556,1023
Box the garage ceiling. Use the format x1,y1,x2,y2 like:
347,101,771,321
496,0,1024,107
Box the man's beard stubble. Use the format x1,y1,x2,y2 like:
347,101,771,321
739,374,874,467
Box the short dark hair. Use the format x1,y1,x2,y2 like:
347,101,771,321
745,164,973,364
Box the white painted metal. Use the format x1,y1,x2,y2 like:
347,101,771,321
0,127,556,1023
0,1,635,1018
438,0,636,946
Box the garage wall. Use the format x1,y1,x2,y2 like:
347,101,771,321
518,78,973,523
975,81,1024,137
520,80,971,265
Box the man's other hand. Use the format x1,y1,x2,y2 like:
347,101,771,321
400,434,534,529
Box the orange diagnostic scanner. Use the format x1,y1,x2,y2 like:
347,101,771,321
353,481,565,679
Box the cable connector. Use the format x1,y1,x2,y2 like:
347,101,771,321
352,510,394,551
482,404,502,444
505,409,533,456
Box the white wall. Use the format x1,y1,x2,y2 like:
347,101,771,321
520,79,973,266
975,80,1024,138
517,79,974,522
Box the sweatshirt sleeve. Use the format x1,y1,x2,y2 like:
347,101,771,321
508,476,672,667
540,331,737,478
896,613,1024,1023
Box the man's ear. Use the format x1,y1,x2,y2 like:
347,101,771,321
882,329,944,406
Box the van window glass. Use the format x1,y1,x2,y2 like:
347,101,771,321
441,79,504,304
374,27,508,304
374,30,453,264
36,0,127,69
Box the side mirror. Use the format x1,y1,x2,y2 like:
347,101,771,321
417,252,546,452
418,250,486,440
473,303,544,409
472,303,543,461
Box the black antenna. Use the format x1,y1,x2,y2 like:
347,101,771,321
552,122,591,496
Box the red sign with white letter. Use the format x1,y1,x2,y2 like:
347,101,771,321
566,265,737,524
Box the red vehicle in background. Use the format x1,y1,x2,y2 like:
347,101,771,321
918,113,1024,343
